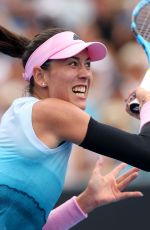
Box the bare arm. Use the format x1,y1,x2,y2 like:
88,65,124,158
32,97,150,171
32,98,90,146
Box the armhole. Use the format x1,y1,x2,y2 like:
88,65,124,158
19,101,71,154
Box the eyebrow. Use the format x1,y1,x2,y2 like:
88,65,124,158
69,56,90,61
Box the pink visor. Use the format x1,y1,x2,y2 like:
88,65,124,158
23,31,107,81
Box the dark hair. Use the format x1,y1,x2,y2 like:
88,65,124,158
0,26,66,94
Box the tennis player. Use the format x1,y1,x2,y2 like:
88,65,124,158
0,26,149,229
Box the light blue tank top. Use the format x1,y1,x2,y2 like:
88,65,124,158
0,97,72,218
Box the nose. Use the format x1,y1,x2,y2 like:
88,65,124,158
78,66,92,80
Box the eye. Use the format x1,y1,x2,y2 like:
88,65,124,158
85,61,91,69
69,60,78,67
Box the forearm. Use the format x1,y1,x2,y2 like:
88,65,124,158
140,101,150,130
42,197,87,230
80,103,150,171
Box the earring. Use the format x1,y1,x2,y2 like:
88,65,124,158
42,82,46,87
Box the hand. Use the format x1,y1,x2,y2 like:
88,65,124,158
136,87,150,106
76,159,142,214
125,90,140,119
125,87,150,119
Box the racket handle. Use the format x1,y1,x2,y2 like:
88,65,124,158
129,68,150,113
129,98,140,114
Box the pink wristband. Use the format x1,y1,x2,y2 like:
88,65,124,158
140,101,150,131
42,196,88,230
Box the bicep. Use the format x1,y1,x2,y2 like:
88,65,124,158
32,98,90,145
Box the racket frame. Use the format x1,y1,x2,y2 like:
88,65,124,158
129,0,150,113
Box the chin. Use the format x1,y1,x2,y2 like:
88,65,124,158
77,103,86,110
69,97,86,110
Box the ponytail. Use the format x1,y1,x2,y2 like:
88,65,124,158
0,26,66,66
0,26,66,95
0,26,30,58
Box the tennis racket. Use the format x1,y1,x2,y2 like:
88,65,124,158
129,0,150,114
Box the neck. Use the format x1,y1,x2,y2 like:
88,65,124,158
32,86,49,100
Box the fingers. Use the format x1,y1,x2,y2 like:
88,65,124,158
119,191,143,201
94,158,103,173
125,90,140,119
136,87,150,104
110,163,127,177
116,167,140,184
117,171,139,191
125,91,136,104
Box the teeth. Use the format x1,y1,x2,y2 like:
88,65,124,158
75,92,86,97
72,86,86,93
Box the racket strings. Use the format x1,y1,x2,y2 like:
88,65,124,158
136,4,150,42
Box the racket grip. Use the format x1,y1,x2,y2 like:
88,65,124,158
129,68,150,113
129,98,140,114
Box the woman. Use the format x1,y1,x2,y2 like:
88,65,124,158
0,26,149,229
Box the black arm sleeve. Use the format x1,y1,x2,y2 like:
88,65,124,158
80,117,150,171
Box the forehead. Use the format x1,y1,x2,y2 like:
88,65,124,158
73,49,89,59
61,49,90,63
50,49,90,66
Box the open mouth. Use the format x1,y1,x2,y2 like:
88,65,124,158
72,85,87,97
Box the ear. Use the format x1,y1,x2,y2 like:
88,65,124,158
32,67,47,88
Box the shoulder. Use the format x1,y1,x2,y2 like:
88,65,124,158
12,97,39,111
33,98,87,122
32,98,90,144
1,97,38,121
